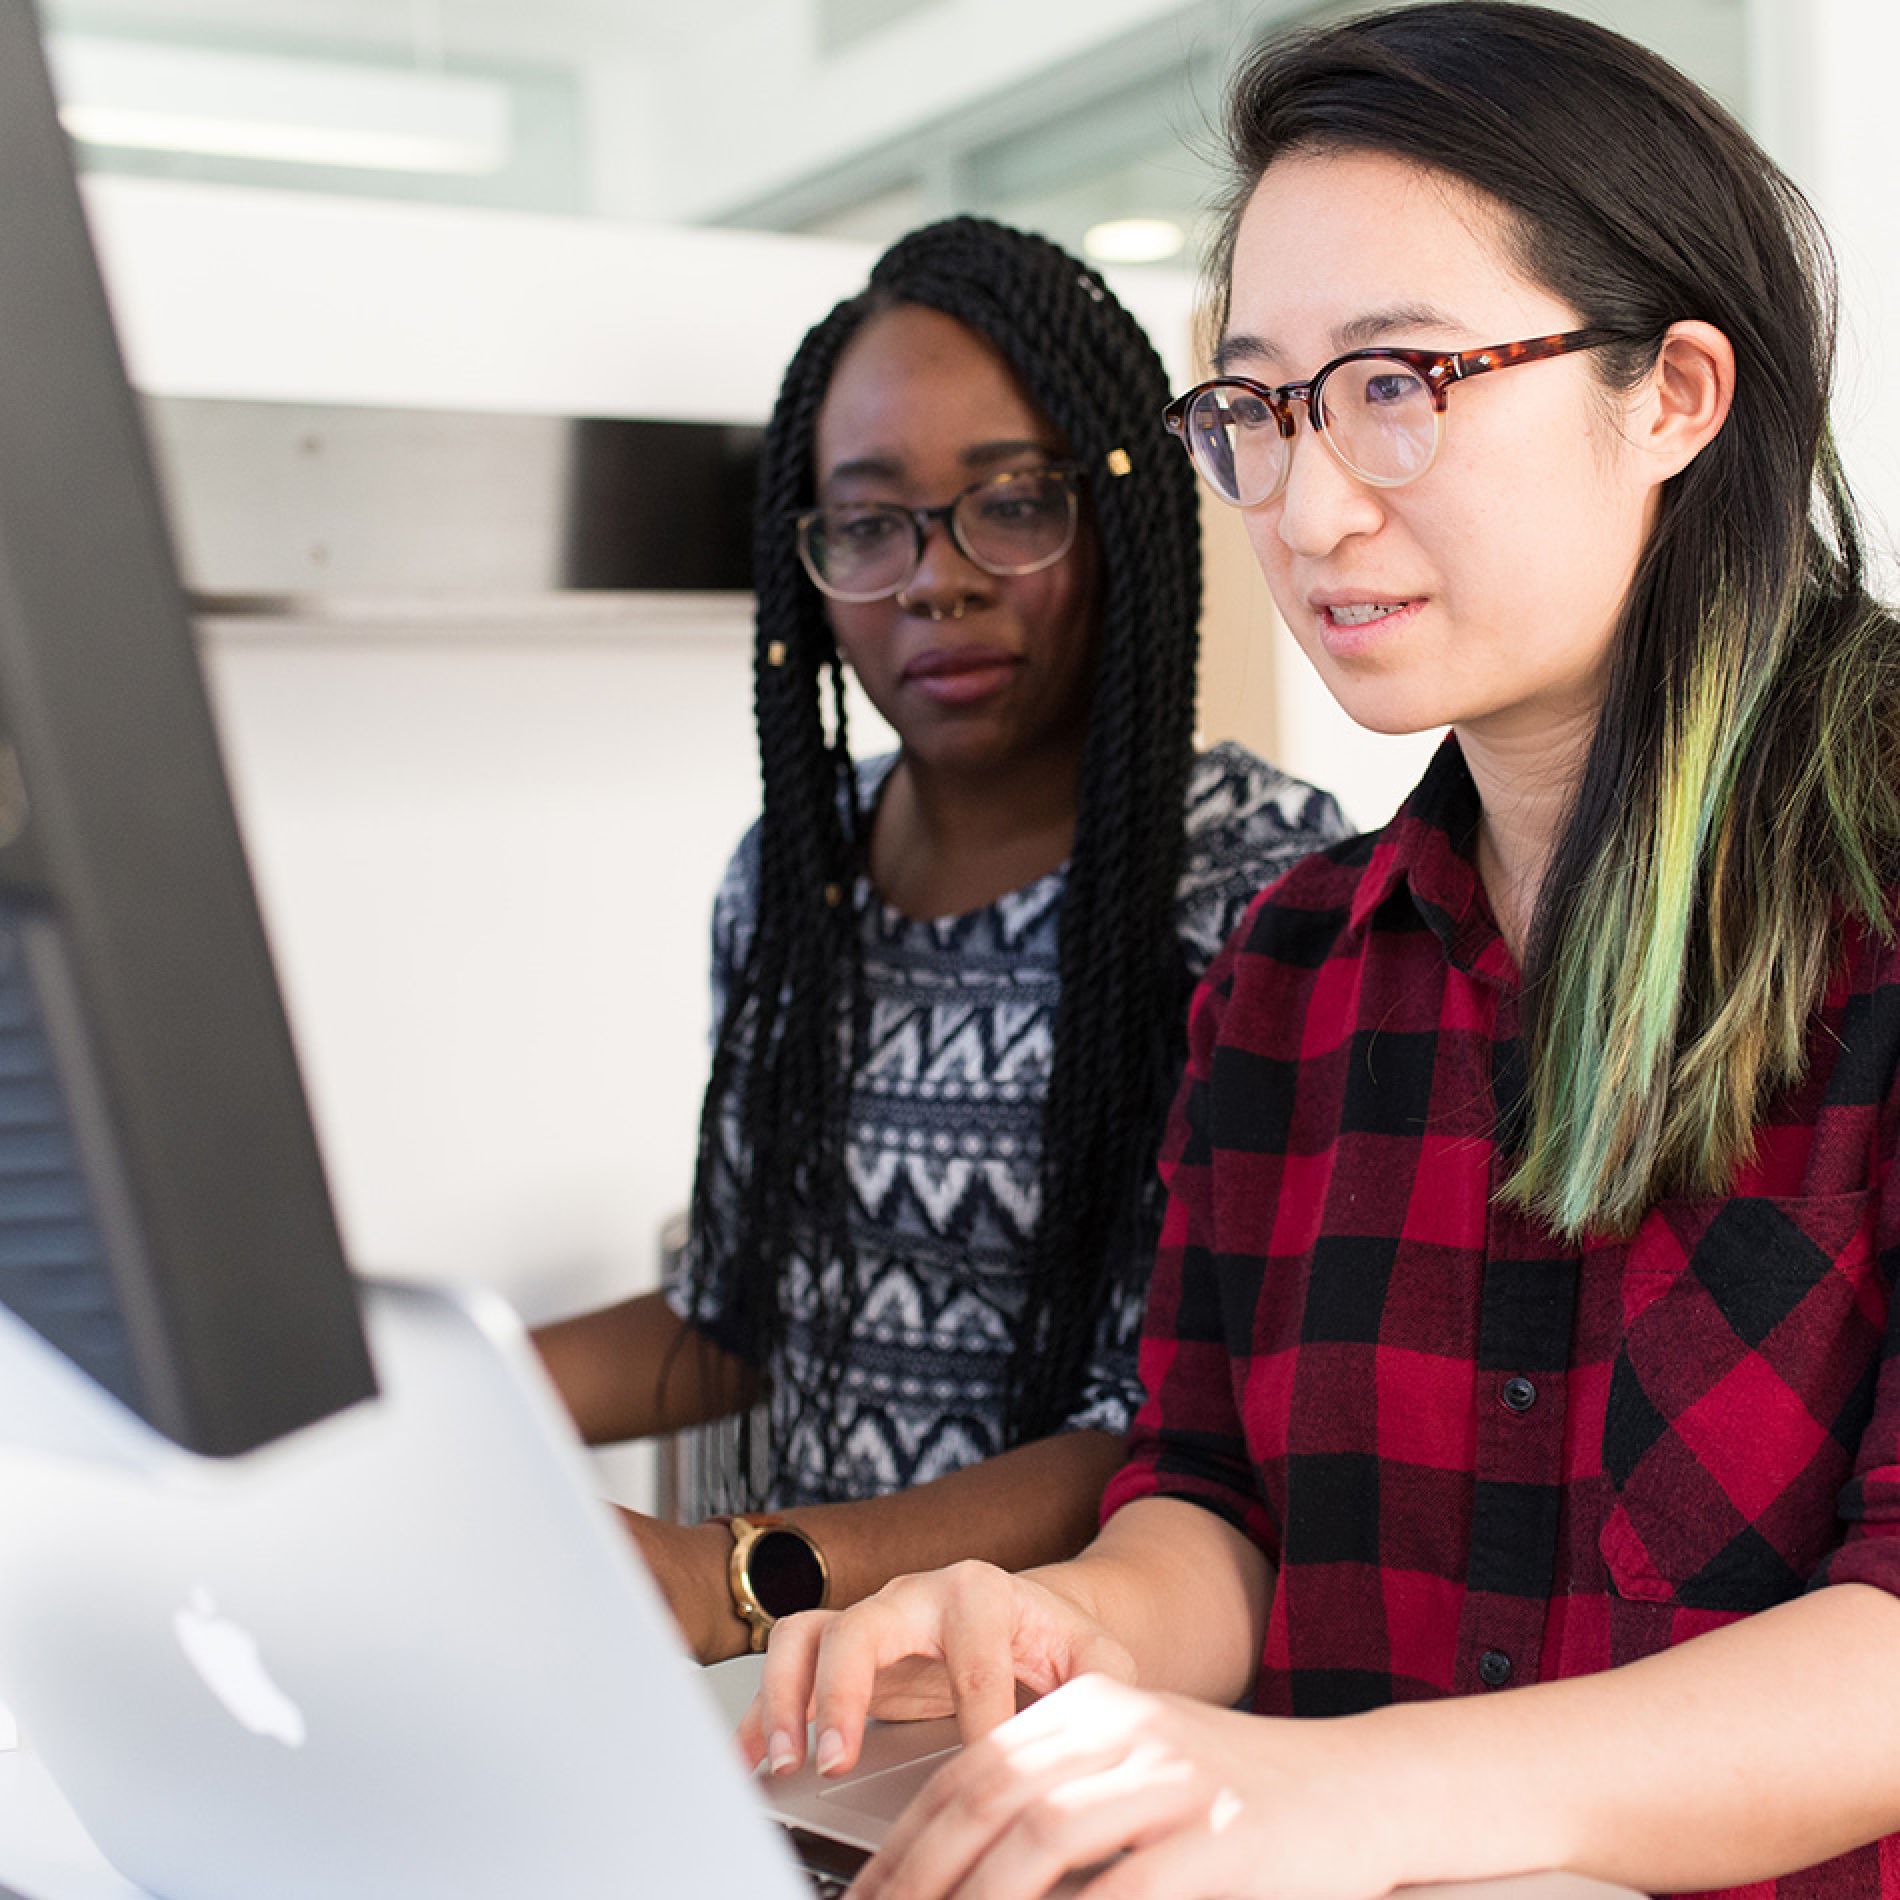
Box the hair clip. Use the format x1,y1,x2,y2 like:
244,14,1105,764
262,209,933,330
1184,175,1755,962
1105,448,1133,478
1076,272,1107,304
766,641,787,667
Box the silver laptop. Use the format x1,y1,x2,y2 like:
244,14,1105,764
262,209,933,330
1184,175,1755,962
0,1274,924,1899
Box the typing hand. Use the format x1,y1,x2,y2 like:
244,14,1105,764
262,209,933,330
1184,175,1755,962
737,1559,1133,1777
842,1672,1413,1900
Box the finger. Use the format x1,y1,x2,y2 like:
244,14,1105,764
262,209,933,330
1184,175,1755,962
809,1591,943,1777
998,1673,1139,1753
954,1752,1215,1900
735,1681,803,1773
734,1694,765,1770
866,1652,959,1724
937,1563,1025,1744
971,1586,1135,1709
861,1690,1134,1900
750,1608,832,1774
853,1727,1068,1900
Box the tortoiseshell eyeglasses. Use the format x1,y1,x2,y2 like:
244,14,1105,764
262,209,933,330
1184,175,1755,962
1162,328,1631,506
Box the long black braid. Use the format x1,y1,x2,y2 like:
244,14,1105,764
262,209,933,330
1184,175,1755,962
687,217,1202,1501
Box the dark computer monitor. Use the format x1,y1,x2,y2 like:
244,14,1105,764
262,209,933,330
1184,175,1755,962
0,0,376,1456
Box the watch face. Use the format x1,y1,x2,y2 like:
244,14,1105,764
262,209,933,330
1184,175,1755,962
748,1528,826,1620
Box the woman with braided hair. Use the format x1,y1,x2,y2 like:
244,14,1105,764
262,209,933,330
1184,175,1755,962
534,218,1343,1664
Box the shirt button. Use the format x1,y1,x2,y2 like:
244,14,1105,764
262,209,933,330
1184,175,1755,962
1500,1376,1537,1413
1478,1649,1513,1688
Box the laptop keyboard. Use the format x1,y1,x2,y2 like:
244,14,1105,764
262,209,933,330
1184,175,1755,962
779,1823,869,1897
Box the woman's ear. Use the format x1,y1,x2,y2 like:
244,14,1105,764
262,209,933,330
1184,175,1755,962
1639,319,1736,481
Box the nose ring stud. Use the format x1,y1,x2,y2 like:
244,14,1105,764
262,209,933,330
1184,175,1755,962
895,593,971,624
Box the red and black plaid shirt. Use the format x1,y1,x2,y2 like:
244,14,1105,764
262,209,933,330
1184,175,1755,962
1102,738,1900,1899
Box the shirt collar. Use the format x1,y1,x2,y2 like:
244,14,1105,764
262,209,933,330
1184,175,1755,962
1348,734,1517,983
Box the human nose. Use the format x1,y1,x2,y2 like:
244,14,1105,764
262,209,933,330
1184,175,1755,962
900,503,994,608
1272,408,1386,559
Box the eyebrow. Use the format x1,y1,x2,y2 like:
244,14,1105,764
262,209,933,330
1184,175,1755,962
961,437,1057,467
822,454,904,490
821,438,1059,493
1213,303,1471,377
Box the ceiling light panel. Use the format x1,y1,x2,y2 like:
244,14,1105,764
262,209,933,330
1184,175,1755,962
47,33,512,176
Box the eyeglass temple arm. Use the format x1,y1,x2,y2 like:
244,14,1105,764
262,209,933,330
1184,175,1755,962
1436,327,1626,388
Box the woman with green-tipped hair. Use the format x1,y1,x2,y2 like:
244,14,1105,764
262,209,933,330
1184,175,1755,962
741,6,1900,1897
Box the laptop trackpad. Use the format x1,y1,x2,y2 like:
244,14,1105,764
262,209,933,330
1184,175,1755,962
814,1745,961,1824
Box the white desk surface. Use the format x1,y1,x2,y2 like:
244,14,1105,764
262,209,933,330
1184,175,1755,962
0,1668,1646,1900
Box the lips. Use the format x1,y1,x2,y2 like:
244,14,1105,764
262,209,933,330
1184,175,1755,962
903,645,1020,680
901,644,1023,706
1309,591,1423,623
1308,593,1426,658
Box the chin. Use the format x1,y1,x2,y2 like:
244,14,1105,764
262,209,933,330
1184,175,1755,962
1319,680,1462,739
900,722,1020,772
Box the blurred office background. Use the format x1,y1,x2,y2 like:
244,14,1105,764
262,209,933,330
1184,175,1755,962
36,0,1897,1503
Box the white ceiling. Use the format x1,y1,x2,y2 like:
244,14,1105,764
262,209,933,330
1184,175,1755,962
46,0,801,62
40,0,1751,253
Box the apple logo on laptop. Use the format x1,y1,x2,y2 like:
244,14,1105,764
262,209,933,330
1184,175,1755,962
172,1587,307,1748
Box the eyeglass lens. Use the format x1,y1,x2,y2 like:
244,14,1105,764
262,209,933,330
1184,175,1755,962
1184,358,1441,505
800,466,1077,602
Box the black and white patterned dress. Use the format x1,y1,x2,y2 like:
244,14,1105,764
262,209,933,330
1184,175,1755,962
666,743,1345,1505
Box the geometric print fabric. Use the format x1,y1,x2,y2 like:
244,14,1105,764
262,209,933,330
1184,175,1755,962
670,742,1348,1507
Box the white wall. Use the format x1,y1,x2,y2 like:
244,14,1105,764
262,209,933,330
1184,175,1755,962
82,174,876,422
194,612,754,1322
1749,0,1900,596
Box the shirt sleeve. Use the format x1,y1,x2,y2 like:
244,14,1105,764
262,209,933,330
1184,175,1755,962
662,823,761,1358
1099,924,1281,1555
1175,749,1350,981
1805,945,1900,1601
1806,1344,1900,1600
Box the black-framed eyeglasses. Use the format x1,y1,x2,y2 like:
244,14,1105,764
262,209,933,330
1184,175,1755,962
1163,328,1631,506
794,462,1083,603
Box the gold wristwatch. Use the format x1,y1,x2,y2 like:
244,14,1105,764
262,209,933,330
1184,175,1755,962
720,1514,829,1652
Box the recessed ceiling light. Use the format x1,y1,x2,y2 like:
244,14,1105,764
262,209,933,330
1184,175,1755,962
48,34,512,177
1083,217,1185,265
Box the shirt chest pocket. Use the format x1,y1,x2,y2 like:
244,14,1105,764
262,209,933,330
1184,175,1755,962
1599,1190,1886,1610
